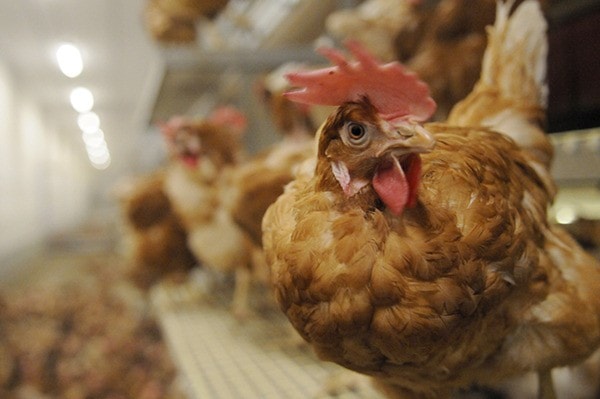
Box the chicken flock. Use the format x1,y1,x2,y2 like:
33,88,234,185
11,0,593,398
0,255,186,399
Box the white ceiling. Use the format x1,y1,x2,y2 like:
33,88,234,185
0,0,342,185
0,0,163,177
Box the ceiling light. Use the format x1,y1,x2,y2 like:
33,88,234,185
89,150,111,170
77,111,100,133
82,129,105,147
91,157,111,170
56,43,83,78
86,142,108,158
70,87,94,113
555,206,577,225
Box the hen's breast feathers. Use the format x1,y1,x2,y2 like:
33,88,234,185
263,124,600,388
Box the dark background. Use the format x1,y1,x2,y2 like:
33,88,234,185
547,0,600,132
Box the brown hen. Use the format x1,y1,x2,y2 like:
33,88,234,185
229,66,319,249
263,2,600,398
161,109,260,318
119,172,197,290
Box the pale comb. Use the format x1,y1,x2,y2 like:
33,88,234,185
159,116,187,140
284,40,436,122
207,105,247,136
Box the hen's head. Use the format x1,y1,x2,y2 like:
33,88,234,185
285,41,436,215
316,98,434,215
160,109,245,172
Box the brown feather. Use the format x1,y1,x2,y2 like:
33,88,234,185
120,172,197,290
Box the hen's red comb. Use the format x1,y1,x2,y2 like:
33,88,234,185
208,105,247,136
285,40,436,122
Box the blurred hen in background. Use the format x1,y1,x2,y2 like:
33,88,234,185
144,0,229,44
227,64,319,250
118,172,198,291
326,0,548,119
161,107,268,318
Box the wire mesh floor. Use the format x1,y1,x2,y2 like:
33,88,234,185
151,277,384,399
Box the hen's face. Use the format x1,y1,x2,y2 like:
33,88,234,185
167,122,240,171
171,127,203,168
317,99,435,215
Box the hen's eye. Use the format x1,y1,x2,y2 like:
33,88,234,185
349,123,365,138
345,122,370,147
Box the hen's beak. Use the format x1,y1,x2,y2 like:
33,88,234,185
375,121,436,157
372,121,434,215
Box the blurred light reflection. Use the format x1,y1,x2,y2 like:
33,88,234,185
56,43,83,78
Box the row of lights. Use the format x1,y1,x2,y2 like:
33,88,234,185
56,43,111,170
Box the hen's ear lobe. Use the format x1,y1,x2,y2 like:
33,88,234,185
331,161,351,194
331,160,369,197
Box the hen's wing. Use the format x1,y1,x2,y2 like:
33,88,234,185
487,226,600,374
445,0,600,390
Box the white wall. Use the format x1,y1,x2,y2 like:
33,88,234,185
0,62,91,262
